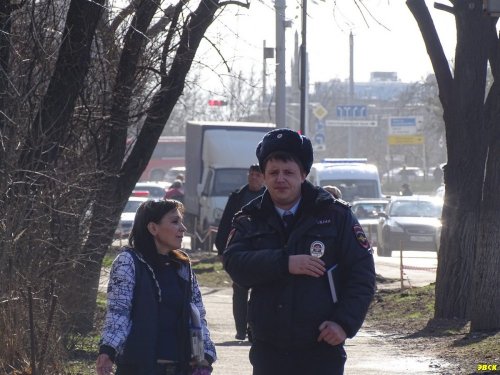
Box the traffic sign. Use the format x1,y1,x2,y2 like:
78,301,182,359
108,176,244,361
313,104,328,120
388,135,424,145
314,133,325,144
389,116,423,135
336,105,367,118
326,120,377,127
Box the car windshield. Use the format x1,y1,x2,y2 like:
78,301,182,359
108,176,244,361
352,202,387,219
212,169,248,196
321,179,379,202
124,200,144,214
389,200,442,218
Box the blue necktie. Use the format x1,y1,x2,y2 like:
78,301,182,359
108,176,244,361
282,211,294,228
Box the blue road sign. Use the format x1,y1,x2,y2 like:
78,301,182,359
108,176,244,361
336,105,367,118
390,117,417,126
314,133,325,144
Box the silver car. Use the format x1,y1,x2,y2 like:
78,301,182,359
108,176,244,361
376,195,443,257
351,198,390,247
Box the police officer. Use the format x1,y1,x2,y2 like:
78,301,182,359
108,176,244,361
223,128,376,375
215,164,265,340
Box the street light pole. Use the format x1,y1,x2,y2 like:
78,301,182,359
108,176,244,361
275,0,287,128
299,0,307,135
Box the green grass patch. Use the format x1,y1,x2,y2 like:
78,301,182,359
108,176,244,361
190,253,232,288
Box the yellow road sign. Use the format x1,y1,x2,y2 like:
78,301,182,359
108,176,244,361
313,104,328,120
388,135,424,145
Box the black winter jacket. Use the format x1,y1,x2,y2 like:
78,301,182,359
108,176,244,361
215,184,265,255
223,181,376,348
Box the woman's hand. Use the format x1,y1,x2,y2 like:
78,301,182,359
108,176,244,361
96,353,114,375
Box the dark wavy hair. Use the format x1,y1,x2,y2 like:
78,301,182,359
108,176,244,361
128,199,188,268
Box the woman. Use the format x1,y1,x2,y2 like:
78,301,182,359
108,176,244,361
96,200,216,375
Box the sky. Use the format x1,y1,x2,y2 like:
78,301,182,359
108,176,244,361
194,0,457,91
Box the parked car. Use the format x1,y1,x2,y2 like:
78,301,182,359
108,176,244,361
115,196,149,238
436,184,445,198
376,195,443,257
351,198,390,247
133,181,170,200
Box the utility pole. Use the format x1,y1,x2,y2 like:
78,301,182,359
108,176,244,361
275,0,286,128
348,30,354,157
299,0,308,135
262,40,274,107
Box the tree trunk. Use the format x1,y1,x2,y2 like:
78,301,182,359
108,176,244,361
19,0,105,169
408,0,491,320
470,79,500,330
71,0,220,333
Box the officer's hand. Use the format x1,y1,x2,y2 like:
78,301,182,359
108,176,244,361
317,321,347,346
96,353,114,375
288,255,325,277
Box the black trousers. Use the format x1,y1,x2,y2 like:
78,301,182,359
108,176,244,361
232,282,249,337
249,340,346,375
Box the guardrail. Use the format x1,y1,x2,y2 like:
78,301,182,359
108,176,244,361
398,241,437,289
186,226,218,252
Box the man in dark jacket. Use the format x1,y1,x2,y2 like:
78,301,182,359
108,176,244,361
223,129,376,375
215,164,265,340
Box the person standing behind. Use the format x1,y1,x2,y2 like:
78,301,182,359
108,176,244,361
164,180,185,202
400,183,413,196
96,200,216,375
223,129,376,375
215,164,265,340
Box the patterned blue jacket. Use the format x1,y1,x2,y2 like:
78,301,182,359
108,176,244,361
99,248,217,366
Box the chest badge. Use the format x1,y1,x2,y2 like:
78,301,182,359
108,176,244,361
310,241,325,258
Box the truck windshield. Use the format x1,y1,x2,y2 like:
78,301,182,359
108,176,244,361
321,179,379,202
213,168,249,196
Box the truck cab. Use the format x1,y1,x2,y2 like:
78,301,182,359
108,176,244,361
184,121,275,250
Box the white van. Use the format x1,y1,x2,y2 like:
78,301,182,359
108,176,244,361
308,158,383,203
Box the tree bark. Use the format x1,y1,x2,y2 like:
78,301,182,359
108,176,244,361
470,59,500,330
18,0,105,170
408,0,490,320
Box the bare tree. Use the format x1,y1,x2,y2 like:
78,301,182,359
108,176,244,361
407,0,499,330
0,0,250,371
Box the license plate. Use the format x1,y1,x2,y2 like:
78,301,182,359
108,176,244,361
410,235,433,242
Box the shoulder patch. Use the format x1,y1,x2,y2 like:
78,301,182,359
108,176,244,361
353,224,370,250
334,198,351,208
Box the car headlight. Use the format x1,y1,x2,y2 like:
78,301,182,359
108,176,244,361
387,221,405,233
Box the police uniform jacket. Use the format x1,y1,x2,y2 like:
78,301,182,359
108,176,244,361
223,181,376,349
215,184,266,255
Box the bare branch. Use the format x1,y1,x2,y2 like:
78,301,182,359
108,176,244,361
218,0,250,8
434,2,455,14
147,4,176,38
407,0,453,112
110,3,135,33
203,35,231,73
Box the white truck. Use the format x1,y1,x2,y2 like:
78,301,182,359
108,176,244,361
307,158,383,203
183,121,275,250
